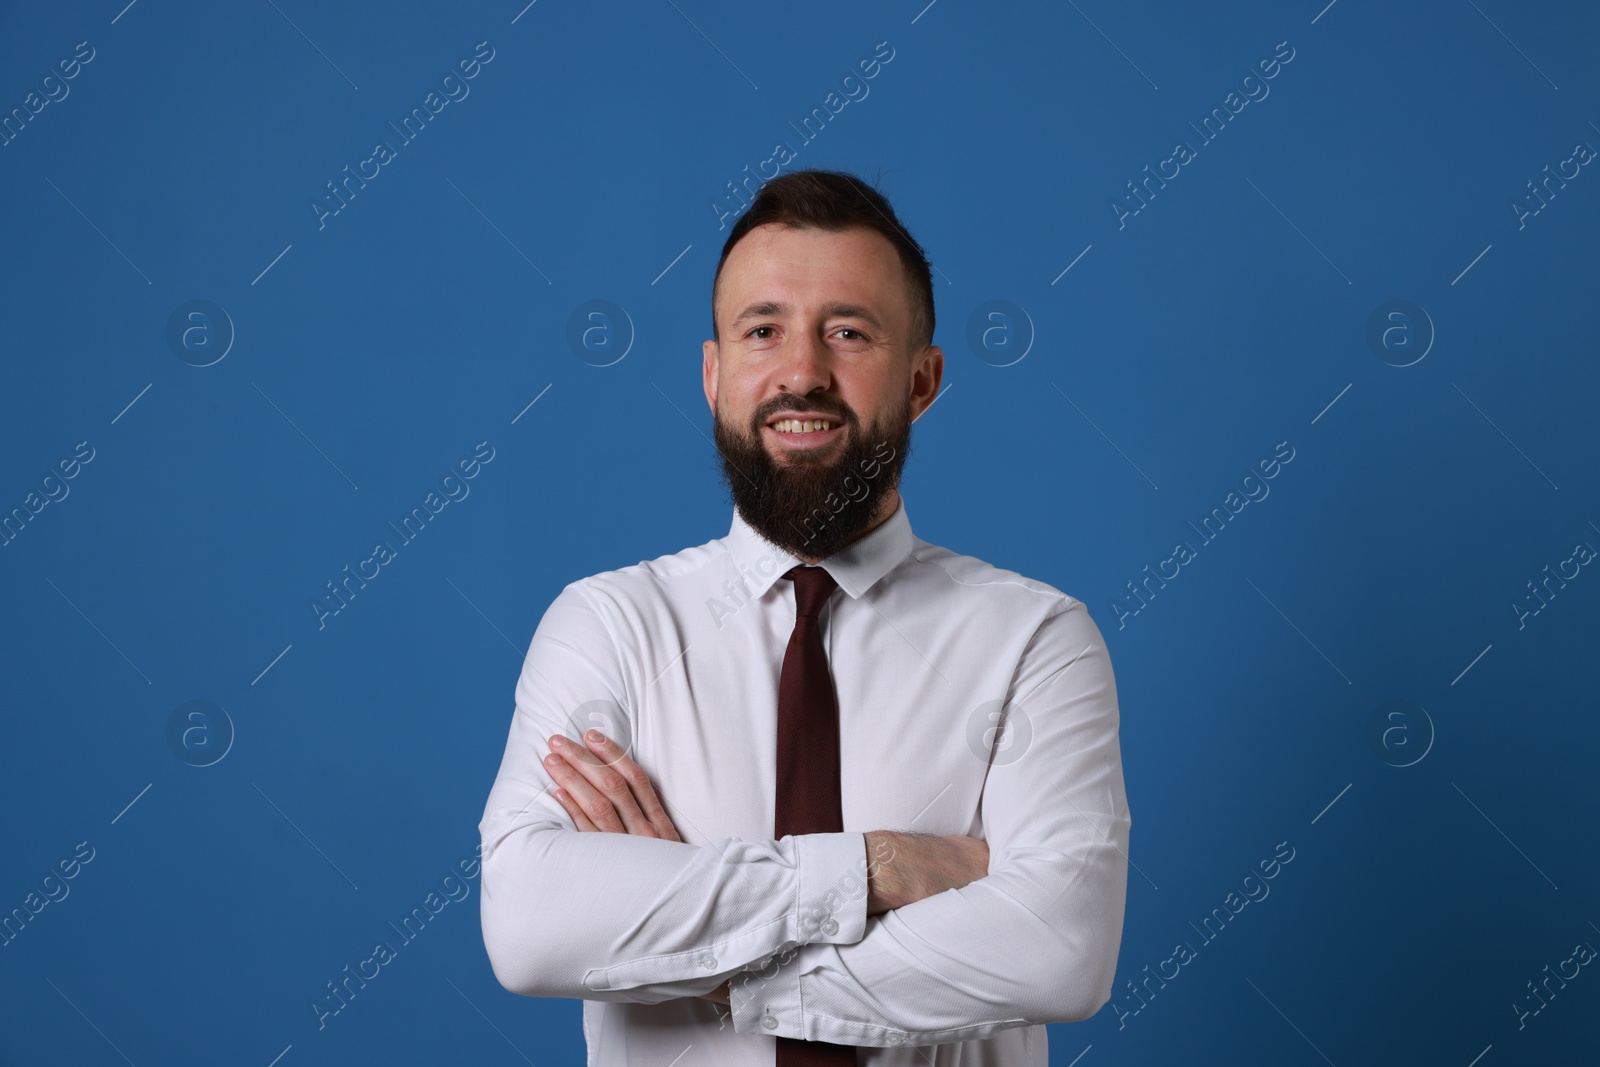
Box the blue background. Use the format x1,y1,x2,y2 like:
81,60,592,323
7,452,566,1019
2,0,1597,1063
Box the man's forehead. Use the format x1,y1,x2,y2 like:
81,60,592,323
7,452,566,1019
716,225,904,319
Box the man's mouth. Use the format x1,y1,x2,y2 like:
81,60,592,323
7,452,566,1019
765,417,844,449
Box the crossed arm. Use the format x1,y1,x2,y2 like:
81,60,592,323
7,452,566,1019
541,727,992,1007
481,585,1129,1043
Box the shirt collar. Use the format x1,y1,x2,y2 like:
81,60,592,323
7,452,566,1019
726,496,916,601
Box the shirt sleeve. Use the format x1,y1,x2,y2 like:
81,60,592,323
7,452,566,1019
478,580,870,1004
727,596,1132,1045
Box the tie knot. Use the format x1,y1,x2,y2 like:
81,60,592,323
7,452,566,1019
784,565,838,618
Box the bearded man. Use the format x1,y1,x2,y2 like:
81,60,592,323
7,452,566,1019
479,168,1131,1067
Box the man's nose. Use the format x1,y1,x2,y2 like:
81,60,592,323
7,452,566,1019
776,328,833,394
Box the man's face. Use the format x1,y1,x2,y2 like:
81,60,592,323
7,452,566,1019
703,223,942,561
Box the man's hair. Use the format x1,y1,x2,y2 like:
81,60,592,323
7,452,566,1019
711,169,936,354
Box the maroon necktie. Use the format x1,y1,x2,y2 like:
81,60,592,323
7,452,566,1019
774,565,857,1065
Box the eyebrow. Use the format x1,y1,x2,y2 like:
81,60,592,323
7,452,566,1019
728,301,887,333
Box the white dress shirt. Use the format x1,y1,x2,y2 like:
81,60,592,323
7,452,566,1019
478,496,1131,1066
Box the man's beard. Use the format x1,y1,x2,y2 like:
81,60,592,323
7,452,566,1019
713,393,912,561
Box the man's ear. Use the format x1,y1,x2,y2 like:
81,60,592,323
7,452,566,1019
702,338,720,414
909,344,944,422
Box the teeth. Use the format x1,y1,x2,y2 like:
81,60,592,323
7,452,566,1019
773,419,835,434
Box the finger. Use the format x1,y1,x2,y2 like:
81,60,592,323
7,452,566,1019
557,737,662,837
544,744,628,833
551,786,601,832
582,731,683,842
547,737,656,836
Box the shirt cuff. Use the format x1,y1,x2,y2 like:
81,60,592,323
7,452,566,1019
729,937,1031,1046
793,831,869,946
579,832,867,995
728,832,869,1037
728,942,924,1045
728,938,807,1038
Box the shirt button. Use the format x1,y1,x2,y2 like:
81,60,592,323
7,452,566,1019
888,1033,905,1045
762,1014,779,1030
700,955,717,969
820,918,839,935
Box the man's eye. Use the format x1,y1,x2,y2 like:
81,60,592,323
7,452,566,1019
749,326,775,339
837,328,864,340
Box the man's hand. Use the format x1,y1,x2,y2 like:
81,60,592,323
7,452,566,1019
863,830,990,914
544,731,682,840
545,731,730,1005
